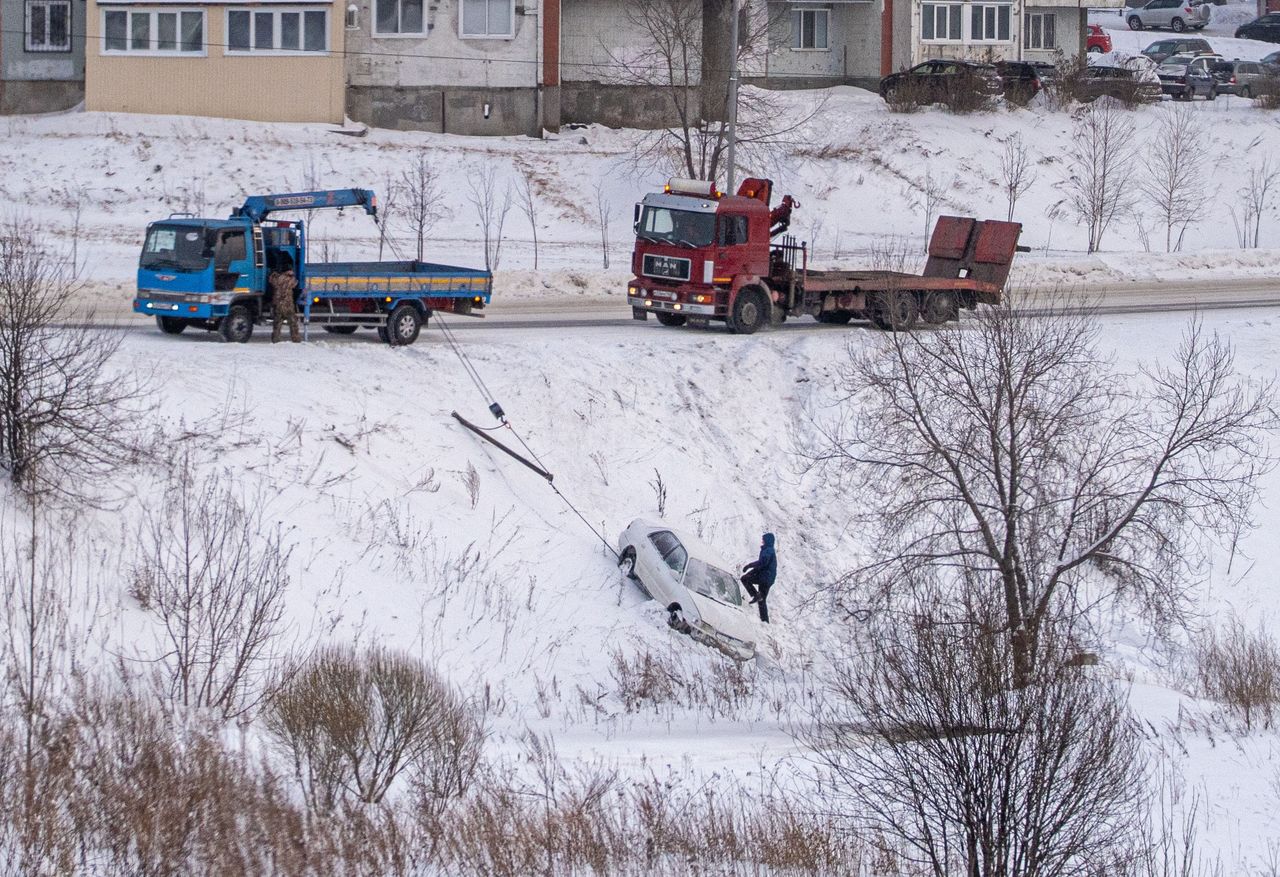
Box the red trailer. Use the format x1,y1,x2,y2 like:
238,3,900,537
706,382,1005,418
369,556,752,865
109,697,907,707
627,177,1023,333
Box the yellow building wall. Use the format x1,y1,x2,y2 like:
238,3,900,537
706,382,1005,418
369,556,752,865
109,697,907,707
85,1,345,123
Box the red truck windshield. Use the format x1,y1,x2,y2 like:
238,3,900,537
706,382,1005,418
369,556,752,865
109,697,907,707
637,206,715,249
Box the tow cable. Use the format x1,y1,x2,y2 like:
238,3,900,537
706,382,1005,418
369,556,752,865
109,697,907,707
434,312,620,561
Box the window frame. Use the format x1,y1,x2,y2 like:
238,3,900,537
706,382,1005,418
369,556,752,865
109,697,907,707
921,1,1012,44
458,0,515,40
100,7,206,56
791,7,830,50
372,0,425,37
968,3,1011,43
921,2,964,42
1023,11,1056,50
225,7,329,55
25,0,72,53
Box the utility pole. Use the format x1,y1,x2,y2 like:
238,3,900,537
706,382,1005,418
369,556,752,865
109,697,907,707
724,0,740,195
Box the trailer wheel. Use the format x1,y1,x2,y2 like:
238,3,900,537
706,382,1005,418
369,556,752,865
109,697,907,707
322,326,358,335
816,310,853,325
655,312,687,327
920,291,958,325
156,316,188,335
729,287,770,335
386,304,421,346
870,291,918,332
218,305,254,344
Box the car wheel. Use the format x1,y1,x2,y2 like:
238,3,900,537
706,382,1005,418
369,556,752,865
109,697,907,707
1128,15,1143,29
666,602,692,634
218,305,254,343
1241,86,1253,99
1088,45,1104,53
1171,16,1186,32
728,286,770,335
655,312,687,327
618,548,638,580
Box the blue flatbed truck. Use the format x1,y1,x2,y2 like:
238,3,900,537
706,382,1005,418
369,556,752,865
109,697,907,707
132,189,491,345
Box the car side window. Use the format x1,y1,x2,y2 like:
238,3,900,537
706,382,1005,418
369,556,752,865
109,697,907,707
648,531,689,577
718,215,748,246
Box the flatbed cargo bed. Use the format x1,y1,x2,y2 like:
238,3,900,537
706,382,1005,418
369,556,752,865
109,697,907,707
306,260,492,299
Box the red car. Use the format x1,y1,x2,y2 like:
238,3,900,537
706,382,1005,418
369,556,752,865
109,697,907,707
1088,24,1114,53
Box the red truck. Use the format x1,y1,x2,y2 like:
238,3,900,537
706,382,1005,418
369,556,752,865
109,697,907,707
627,177,1022,334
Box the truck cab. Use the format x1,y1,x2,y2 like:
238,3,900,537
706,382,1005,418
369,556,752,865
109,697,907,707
628,177,790,334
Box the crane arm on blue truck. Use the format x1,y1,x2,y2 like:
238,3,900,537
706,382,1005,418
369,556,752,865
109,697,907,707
231,189,378,223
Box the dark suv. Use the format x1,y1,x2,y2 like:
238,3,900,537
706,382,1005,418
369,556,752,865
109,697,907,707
1211,59,1273,98
1235,13,1280,43
1077,65,1163,103
1156,52,1221,99
878,60,1002,106
1141,36,1212,63
994,60,1056,103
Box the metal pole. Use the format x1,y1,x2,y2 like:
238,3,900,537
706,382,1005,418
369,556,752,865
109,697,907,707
724,0,740,195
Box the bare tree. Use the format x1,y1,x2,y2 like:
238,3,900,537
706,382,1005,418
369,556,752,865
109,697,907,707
515,168,541,270
0,221,151,502
1229,156,1280,249
467,167,512,272
803,297,1276,683
605,0,812,182
267,644,474,807
1061,101,1137,253
999,134,1037,224
813,609,1147,876
920,169,952,248
135,459,293,720
1140,105,1208,253
594,181,612,269
399,152,442,262
377,168,401,261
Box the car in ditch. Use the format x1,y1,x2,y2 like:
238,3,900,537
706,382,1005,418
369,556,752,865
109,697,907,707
617,519,757,660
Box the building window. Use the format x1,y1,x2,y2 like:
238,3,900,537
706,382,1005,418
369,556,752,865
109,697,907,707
374,0,423,33
460,0,513,38
921,2,963,41
1024,11,1056,49
792,8,830,49
102,9,204,54
969,3,1011,41
26,0,71,52
227,9,328,52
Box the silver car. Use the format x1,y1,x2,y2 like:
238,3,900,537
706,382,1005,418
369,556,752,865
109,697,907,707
617,519,758,660
1125,0,1210,32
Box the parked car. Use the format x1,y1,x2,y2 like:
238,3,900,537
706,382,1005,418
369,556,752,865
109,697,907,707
1077,65,1164,102
1263,49,1280,71
1235,13,1280,43
995,60,1057,103
1141,36,1213,63
1125,0,1210,32
1087,24,1114,53
1210,59,1272,97
878,59,1002,105
617,519,758,660
1156,52,1221,99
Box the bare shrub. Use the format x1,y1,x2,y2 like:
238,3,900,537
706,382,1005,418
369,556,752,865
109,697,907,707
813,610,1148,876
803,299,1277,683
1140,104,1208,252
608,646,752,717
1062,100,1138,252
0,220,150,501
1194,616,1280,730
136,459,293,719
467,166,512,272
514,168,540,270
883,74,933,114
999,133,1037,222
1229,156,1280,249
267,644,482,808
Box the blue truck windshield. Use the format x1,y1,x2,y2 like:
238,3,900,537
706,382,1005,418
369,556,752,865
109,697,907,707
141,224,210,272
638,207,715,248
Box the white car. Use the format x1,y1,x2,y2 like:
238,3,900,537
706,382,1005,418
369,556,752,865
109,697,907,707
617,519,757,661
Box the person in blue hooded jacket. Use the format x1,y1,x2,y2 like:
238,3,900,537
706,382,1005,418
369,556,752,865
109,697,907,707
740,532,777,623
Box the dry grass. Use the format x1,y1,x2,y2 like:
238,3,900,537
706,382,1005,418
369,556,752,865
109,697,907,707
1194,616,1280,730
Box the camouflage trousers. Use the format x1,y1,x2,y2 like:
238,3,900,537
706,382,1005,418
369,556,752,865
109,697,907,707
272,290,301,343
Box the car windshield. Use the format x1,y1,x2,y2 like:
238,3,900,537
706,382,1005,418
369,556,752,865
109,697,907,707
141,224,210,272
684,558,744,606
637,206,715,248
1158,58,1190,72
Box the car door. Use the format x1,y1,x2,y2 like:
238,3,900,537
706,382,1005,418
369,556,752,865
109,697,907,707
1188,56,1212,95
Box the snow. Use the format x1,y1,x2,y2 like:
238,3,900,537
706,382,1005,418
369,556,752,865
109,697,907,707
1091,0,1279,60
3,22,1280,863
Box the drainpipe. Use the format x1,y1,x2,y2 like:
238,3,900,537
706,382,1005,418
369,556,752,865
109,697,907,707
881,0,894,77
530,0,542,137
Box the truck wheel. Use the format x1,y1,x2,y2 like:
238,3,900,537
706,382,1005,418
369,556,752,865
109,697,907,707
816,311,853,324
156,316,188,335
870,291,919,332
386,304,421,346
655,312,687,327
921,291,958,325
729,287,770,335
218,305,254,343
322,326,358,335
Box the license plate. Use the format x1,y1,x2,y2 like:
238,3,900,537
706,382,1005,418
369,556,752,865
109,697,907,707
147,302,180,311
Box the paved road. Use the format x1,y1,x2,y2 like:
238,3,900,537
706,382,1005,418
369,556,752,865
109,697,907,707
77,276,1280,334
